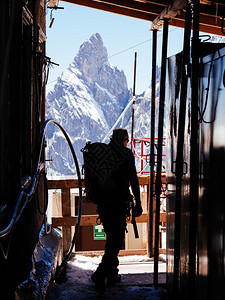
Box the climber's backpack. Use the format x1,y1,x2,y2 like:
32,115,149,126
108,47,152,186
81,141,123,204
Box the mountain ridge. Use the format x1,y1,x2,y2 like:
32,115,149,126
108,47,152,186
46,33,132,176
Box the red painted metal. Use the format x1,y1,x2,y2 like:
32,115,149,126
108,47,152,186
131,137,166,175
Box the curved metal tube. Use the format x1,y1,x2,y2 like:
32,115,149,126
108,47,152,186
40,119,83,260
0,119,83,251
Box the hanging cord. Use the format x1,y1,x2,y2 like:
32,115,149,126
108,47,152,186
198,50,221,124
0,165,44,260
0,120,83,265
45,56,59,85
15,164,45,224
0,173,36,239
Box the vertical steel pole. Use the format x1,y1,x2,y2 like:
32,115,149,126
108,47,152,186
149,29,157,258
141,140,144,173
131,52,137,149
154,18,168,287
189,0,199,298
173,0,192,296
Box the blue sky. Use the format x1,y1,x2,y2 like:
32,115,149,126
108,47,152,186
46,1,185,95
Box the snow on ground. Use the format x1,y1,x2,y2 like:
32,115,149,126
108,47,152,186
47,255,168,299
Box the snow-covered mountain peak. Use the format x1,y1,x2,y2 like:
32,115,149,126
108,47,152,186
46,33,131,176
74,33,109,84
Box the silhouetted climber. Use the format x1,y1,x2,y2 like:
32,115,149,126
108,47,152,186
90,128,142,294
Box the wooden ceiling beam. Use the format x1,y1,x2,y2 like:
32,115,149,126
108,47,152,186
170,17,223,36
97,0,165,15
139,0,168,5
150,0,224,35
62,0,225,35
150,0,186,30
200,3,225,18
62,0,160,21
176,9,224,28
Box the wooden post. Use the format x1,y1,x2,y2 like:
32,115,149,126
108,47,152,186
62,188,71,257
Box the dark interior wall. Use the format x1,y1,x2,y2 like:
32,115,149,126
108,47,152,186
198,47,225,300
166,45,225,300
166,52,191,298
179,79,191,300
0,0,46,297
166,53,181,293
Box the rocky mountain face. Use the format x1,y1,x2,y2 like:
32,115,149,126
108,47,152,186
45,33,165,177
46,33,132,176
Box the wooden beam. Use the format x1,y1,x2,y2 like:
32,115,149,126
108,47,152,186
72,248,166,256
48,179,85,189
150,0,224,35
169,17,223,36
200,3,225,19
138,175,150,185
160,212,166,223
97,0,165,15
73,249,148,257
52,212,166,227
151,0,186,30
62,0,159,21
159,248,166,255
48,176,151,189
61,0,225,35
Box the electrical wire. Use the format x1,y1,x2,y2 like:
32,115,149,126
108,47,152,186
198,50,221,124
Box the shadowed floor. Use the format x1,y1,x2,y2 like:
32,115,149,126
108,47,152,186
47,255,168,299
